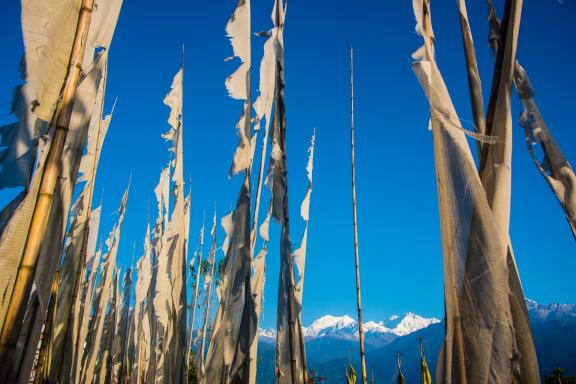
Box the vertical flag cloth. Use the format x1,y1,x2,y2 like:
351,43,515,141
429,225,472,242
248,205,271,384
202,185,254,383
485,0,576,238
202,211,230,382
0,147,46,333
162,67,188,384
0,52,103,337
187,217,204,368
397,356,406,384
410,0,538,383
82,0,124,66
421,341,432,384
246,7,285,379
112,265,133,382
21,0,82,122
294,131,315,311
482,3,542,382
516,64,576,237
5,53,107,384
227,0,253,176
290,131,315,384
456,0,486,156
132,224,153,384
265,1,306,383
250,0,279,253
81,184,129,384
203,0,255,382
47,66,112,382
0,0,82,335
196,210,218,381
153,205,173,383
2,0,122,350
96,269,119,384
146,165,170,384
72,206,102,383
34,51,106,318
46,0,123,371
347,363,357,384
0,83,44,190
478,0,520,238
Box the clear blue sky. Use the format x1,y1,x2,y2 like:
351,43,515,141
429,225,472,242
0,0,574,329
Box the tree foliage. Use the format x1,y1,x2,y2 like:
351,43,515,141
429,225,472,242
188,354,198,384
545,368,576,384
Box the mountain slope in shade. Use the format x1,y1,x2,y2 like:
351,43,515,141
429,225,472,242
255,300,576,383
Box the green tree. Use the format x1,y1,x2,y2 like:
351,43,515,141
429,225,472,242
545,368,576,384
188,354,198,384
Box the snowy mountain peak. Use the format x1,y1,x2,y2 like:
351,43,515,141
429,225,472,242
390,312,440,336
312,314,356,327
259,312,440,341
303,315,356,337
525,299,576,323
258,328,276,339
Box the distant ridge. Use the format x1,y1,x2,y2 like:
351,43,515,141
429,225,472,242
255,300,576,384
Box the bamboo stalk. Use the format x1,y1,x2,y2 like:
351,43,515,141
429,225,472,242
57,63,108,383
197,210,217,382
456,0,486,157
117,265,133,383
241,4,253,379
33,270,60,384
271,2,298,382
480,0,513,171
106,272,118,384
250,138,268,256
297,315,307,383
0,0,95,380
249,83,269,257
186,218,205,373
179,43,188,383
350,46,368,384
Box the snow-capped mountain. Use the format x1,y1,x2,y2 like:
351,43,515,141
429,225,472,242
259,312,440,342
526,299,576,323
363,312,440,336
302,315,356,338
255,300,576,383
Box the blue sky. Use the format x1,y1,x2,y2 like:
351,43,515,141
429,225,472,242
0,0,575,329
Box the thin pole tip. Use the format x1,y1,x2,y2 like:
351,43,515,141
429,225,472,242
111,96,119,114
181,44,185,67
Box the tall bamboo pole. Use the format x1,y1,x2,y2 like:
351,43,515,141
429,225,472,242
197,210,217,382
270,2,298,382
350,46,367,384
186,218,204,371
0,0,95,379
241,4,253,380
179,43,188,383
106,272,119,384
33,270,60,384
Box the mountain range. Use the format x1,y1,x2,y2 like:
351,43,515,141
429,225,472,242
254,300,576,383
